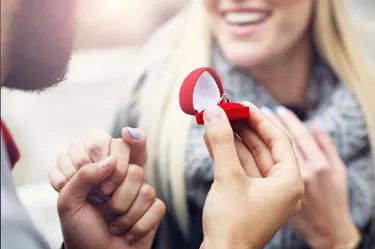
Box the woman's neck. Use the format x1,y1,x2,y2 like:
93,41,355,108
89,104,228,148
250,34,313,108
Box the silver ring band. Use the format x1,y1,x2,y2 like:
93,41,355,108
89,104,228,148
218,94,230,104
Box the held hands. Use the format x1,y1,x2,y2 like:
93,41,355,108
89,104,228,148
201,102,305,249
262,106,360,249
48,128,165,249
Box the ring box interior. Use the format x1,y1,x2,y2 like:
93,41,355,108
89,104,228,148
179,67,250,125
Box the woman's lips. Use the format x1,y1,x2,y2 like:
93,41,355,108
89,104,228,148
221,10,271,37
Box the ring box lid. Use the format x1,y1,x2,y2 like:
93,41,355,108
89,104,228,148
179,67,225,115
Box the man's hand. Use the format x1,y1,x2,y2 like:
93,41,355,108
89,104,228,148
49,127,147,201
49,127,165,249
56,157,165,249
201,102,305,249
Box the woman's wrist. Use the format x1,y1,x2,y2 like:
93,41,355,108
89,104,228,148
203,235,256,249
309,217,361,249
331,218,361,249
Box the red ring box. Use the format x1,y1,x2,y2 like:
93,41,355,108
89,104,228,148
179,67,249,125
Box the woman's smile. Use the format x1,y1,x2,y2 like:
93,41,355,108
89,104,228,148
220,8,271,37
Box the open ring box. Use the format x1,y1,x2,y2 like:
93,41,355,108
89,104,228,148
179,67,250,125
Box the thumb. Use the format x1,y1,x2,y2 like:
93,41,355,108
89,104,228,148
58,156,117,214
203,105,244,182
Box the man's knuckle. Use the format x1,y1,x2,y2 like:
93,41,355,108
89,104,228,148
76,167,92,180
115,219,131,232
109,203,128,214
56,178,67,191
75,156,91,167
209,130,233,145
140,184,156,201
65,168,77,180
127,165,144,181
86,142,102,155
116,163,127,177
132,223,148,235
154,199,167,216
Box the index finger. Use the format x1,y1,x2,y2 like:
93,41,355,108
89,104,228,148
92,138,130,197
242,101,296,167
103,139,130,193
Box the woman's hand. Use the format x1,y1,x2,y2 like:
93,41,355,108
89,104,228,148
265,106,361,249
200,102,304,249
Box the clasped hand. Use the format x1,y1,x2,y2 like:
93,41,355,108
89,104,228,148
49,128,165,249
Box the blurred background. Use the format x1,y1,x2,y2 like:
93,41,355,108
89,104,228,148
1,0,374,248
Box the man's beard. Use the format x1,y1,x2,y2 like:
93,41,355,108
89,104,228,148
3,0,77,92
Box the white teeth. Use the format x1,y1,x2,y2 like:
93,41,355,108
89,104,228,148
224,12,267,25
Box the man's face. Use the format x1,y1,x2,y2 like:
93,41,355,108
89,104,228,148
1,0,77,91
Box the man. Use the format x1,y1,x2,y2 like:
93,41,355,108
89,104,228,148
1,0,74,248
1,1,166,248
1,0,304,248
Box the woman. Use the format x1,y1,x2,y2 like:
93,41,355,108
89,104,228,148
111,0,375,248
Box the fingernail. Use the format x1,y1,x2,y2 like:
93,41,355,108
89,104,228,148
317,120,327,133
204,105,223,123
275,105,288,116
260,106,273,116
110,226,120,236
101,181,115,195
99,156,112,168
90,194,105,204
125,233,135,243
126,127,140,140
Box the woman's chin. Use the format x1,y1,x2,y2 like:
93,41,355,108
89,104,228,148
226,53,267,70
219,43,270,69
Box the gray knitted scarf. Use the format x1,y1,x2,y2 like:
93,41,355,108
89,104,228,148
185,46,374,248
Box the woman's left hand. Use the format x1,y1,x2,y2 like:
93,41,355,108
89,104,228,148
263,106,361,249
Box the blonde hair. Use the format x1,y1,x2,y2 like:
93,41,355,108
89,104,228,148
137,0,375,237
